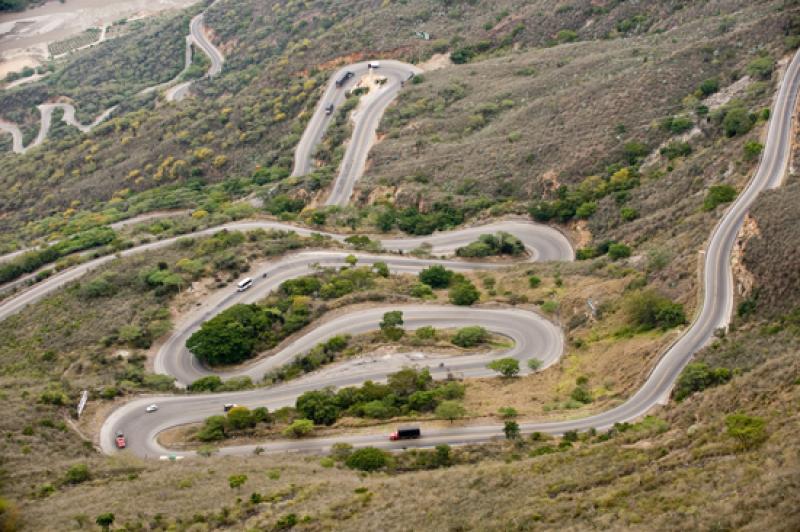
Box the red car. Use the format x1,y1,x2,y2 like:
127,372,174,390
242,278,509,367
115,432,127,449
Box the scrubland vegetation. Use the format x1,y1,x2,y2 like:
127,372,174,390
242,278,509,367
0,0,799,529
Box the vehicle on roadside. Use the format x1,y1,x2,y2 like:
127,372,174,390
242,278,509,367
325,103,334,115
223,403,239,412
237,278,253,292
390,427,421,441
368,61,380,69
145,404,159,413
335,71,354,87
115,432,127,449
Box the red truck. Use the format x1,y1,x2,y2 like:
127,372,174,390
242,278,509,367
115,431,127,449
390,427,421,441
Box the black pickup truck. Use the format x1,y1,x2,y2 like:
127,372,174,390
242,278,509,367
390,427,421,441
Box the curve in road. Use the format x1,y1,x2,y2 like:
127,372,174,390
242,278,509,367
0,218,573,323
99,48,800,458
291,60,422,205
0,4,224,154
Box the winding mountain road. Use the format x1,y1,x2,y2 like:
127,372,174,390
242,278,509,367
291,60,422,205
0,4,224,154
97,48,800,458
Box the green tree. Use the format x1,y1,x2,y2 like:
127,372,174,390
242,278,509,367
419,265,453,288
345,447,388,471
487,358,520,378
380,310,404,341
296,390,340,425
452,326,488,347
449,279,480,306
95,513,114,532
498,407,518,419
186,304,278,365
725,413,768,450
504,420,520,440
435,400,466,423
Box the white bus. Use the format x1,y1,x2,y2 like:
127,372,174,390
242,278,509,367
236,277,253,292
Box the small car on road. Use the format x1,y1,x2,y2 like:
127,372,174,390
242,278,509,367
115,432,127,449
145,404,159,413
223,403,239,412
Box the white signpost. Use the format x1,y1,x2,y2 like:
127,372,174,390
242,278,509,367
76,390,89,417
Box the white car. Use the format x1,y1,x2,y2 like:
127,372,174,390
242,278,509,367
145,404,159,413
368,61,380,69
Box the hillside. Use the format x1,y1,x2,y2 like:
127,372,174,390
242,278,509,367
0,0,799,530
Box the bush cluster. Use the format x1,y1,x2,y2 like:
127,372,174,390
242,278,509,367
295,367,464,425
455,232,524,258
0,226,116,284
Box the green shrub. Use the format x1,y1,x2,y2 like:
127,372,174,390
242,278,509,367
725,413,768,450
626,290,686,330
345,447,388,471
620,207,639,221
722,107,753,137
703,184,737,211
449,279,480,306
698,78,720,96
746,55,774,80
487,358,520,377
456,232,524,257
419,265,453,288
415,326,436,340
743,141,763,161
380,310,404,341
452,326,488,347
283,419,314,438
556,29,578,43
65,464,90,484
661,115,694,134
410,283,434,298
608,243,632,260
660,141,692,159
527,358,543,371
570,386,592,404
528,275,541,288
673,362,732,401
188,375,223,392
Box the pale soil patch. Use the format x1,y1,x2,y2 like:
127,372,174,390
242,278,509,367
0,54,38,77
417,52,451,71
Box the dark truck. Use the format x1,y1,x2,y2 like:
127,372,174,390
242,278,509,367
390,427,421,441
335,71,354,88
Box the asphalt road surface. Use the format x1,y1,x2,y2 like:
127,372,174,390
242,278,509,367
97,48,800,458
291,60,422,205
